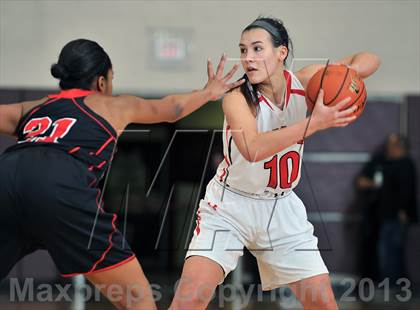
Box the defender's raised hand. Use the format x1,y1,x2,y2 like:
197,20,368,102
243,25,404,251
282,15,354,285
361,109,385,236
204,53,245,101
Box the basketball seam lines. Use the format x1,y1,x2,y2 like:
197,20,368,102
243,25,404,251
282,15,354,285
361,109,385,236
325,67,350,106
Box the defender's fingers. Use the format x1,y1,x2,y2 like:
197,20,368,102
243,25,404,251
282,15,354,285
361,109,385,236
228,79,245,90
223,64,239,82
215,53,227,78
207,58,214,79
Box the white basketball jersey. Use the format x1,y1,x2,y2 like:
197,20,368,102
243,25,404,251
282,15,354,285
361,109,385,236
215,70,307,196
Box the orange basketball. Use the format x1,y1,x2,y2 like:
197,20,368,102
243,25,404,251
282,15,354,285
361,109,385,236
305,64,367,120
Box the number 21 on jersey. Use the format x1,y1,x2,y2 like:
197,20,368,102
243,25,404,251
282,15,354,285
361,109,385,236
22,117,77,143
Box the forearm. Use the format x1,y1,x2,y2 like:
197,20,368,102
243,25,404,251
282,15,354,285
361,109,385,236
245,117,317,162
345,52,381,79
167,89,213,121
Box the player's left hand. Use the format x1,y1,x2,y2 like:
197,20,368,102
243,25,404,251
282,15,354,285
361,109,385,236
204,53,245,101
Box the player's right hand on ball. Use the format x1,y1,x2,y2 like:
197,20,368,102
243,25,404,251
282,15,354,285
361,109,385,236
311,89,357,131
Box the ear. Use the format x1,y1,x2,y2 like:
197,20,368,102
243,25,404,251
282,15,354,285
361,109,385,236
277,45,289,64
97,75,107,93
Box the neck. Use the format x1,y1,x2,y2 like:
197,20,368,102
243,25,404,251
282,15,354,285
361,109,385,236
258,69,286,107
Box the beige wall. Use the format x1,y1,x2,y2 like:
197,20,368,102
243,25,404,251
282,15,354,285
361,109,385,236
0,0,419,95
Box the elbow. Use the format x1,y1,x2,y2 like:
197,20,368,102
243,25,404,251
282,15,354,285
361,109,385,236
369,52,381,71
167,110,182,123
237,137,263,162
166,115,179,123
248,155,264,163
247,157,259,163
365,52,381,76
166,96,183,123
241,149,261,163
375,55,381,71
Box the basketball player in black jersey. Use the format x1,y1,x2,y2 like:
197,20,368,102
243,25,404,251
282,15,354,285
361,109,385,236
0,39,244,309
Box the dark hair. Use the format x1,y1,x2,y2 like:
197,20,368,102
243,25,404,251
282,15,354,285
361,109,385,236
51,39,112,90
238,17,293,109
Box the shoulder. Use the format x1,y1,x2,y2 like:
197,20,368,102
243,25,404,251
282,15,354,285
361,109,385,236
85,93,116,114
84,93,130,131
87,93,133,111
223,88,246,104
222,88,251,113
295,64,325,89
21,97,49,115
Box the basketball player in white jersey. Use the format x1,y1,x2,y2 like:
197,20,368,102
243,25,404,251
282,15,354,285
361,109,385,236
170,17,380,310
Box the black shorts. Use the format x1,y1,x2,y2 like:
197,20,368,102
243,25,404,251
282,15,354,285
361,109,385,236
0,146,134,280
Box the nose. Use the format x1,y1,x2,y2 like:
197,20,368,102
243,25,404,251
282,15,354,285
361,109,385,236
244,51,256,64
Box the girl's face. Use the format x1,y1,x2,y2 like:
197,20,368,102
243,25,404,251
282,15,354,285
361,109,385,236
239,28,287,84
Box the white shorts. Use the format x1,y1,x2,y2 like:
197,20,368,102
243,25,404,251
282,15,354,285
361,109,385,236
186,178,328,291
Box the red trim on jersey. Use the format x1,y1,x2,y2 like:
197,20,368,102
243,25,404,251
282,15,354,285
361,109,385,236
223,155,230,167
65,189,118,276
70,98,117,140
95,190,105,212
95,136,114,156
283,70,292,107
225,125,231,165
219,125,232,182
96,161,107,169
207,202,219,210
219,169,227,181
88,178,97,188
17,98,62,133
219,156,231,182
61,254,136,278
87,213,118,273
89,160,107,171
258,96,274,110
290,89,305,96
195,210,201,235
20,107,41,128
48,89,96,99
68,146,81,154
256,71,300,109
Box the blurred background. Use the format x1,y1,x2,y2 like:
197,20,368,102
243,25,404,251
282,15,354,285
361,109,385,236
0,0,419,309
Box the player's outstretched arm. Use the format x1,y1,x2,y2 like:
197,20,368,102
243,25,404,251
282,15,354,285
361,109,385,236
0,98,49,136
296,52,381,89
115,54,244,126
0,103,22,136
223,89,356,162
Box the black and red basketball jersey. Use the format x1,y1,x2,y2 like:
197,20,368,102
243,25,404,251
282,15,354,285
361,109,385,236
5,89,117,184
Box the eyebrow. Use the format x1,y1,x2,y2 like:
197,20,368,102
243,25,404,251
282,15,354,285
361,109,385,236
239,41,264,47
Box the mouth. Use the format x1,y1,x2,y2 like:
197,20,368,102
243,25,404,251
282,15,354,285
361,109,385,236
247,67,258,72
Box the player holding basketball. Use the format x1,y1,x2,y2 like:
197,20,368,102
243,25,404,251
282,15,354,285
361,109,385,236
170,17,380,310
0,39,243,309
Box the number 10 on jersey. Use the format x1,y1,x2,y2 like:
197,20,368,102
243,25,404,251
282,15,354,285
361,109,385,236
264,151,301,189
